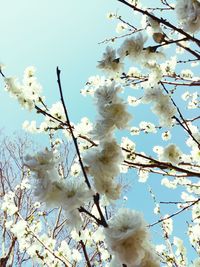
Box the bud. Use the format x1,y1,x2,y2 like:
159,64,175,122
153,32,165,43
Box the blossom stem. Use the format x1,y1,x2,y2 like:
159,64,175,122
56,67,91,189
149,198,200,227
79,240,92,267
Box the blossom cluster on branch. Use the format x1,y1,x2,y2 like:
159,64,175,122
0,0,200,266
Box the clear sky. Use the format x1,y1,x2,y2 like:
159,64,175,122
0,0,197,263
0,0,124,132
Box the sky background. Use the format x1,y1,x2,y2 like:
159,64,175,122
0,0,124,132
0,0,198,263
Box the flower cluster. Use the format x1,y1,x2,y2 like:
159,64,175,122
92,81,132,139
25,148,93,229
83,81,132,200
142,86,176,127
175,0,200,33
1,191,18,216
104,208,160,267
83,139,123,200
4,66,43,110
97,33,164,76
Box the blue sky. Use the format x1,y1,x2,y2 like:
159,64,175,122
0,0,198,263
0,0,124,132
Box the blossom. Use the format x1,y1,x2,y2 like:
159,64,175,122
147,16,162,33
101,102,132,129
24,149,58,172
153,97,176,127
181,69,194,79
162,216,173,236
104,208,160,266
127,66,141,78
4,77,21,95
159,144,182,164
25,149,92,228
162,131,171,141
118,33,147,61
94,177,121,200
83,139,123,199
91,119,115,140
161,178,177,189
4,67,43,110
116,22,128,33
121,137,136,151
188,223,200,253
173,236,187,265
5,77,35,110
175,0,200,33
138,169,149,183
22,120,38,133
74,117,93,136
191,146,200,163
130,126,140,135
83,139,123,179
139,121,157,133
59,178,93,212
127,96,141,107
142,87,176,127
45,102,66,128
70,162,82,177
1,191,18,216
192,258,200,267
71,248,82,262
94,81,122,108
160,56,177,76
11,220,28,239
36,177,93,216
142,86,164,104
92,82,132,139
97,46,123,74
106,12,117,19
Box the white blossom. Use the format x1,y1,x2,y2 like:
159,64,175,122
92,82,132,139
25,149,92,227
25,148,58,172
83,139,123,199
130,126,140,135
191,258,200,267
121,137,136,151
139,121,157,133
138,169,149,183
83,139,123,179
127,96,141,106
142,86,176,127
162,131,171,141
97,46,123,74
74,117,93,136
161,178,177,189
175,0,200,33
4,67,43,110
104,208,160,266
116,22,128,34
1,191,18,216
118,33,147,61
162,215,173,236
45,102,66,128
159,144,182,164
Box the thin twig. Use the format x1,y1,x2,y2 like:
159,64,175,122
149,198,200,227
56,67,91,189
